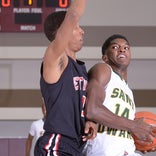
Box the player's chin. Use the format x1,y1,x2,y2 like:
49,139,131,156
79,39,84,46
76,45,83,52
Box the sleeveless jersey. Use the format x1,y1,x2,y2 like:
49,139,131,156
40,56,88,146
84,66,140,156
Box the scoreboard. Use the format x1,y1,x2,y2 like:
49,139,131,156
0,0,71,32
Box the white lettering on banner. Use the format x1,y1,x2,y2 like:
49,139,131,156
13,8,30,13
20,25,36,31
31,8,42,13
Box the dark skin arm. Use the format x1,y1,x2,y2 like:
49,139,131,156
25,134,33,156
43,0,86,84
85,63,156,144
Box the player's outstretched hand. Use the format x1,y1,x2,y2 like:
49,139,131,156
132,118,156,142
82,121,97,141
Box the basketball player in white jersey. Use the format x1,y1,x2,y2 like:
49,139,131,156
83,34,156,156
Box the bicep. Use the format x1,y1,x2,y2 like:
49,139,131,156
85,78,105,121
86,64,111,118
87,63,111,94
87,79,105,105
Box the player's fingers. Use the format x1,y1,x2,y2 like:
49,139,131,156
135,138,153,145
151,126,156,137
83,122,97,141
84,121,90,134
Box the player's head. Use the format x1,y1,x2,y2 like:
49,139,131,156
44,11,66,42
102,34,129,56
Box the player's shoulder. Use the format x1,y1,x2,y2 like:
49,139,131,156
88,62,111,76
91,61,110,69
88,62,112,86
32,119,43,125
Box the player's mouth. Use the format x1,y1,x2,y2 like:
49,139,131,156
118,54,126,59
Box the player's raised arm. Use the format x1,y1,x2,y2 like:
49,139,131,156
43,0,86,83
51,0,86,56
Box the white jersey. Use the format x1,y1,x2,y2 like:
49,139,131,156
29,119,44,156
83,67,141,156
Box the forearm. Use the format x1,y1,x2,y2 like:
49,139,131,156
68,0,86,17
86,91,156,143
25,144,31,156
95,107,134,132
25,138,32,156
63,0,86,32
86,83,135,132
86,101,134,132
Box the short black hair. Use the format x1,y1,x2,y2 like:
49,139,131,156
102,34,129,55
44,11,66,41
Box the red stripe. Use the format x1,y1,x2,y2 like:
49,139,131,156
44,134,54,155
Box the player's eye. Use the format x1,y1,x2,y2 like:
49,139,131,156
112,45,119,49
124,46,130,51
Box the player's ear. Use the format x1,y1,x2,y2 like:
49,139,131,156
102,54,108,63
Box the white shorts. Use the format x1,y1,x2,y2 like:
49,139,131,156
82,133,142,156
